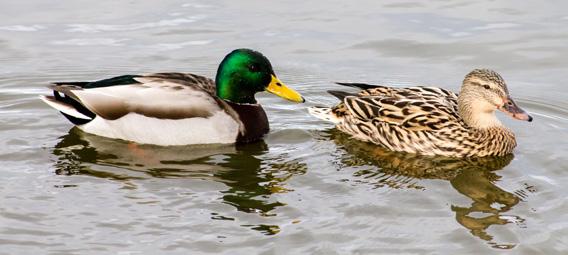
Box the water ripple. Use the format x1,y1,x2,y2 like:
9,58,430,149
65,17,204,33
0,25,46,32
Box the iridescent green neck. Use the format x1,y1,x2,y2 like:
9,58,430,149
215,75,257,104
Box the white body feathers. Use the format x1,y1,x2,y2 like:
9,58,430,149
41,73,246,146
79,112,240,146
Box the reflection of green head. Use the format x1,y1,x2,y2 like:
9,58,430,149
215,49,275,104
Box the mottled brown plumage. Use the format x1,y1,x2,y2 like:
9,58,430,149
309,69,532,157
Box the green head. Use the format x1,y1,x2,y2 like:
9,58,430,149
215,49,304,104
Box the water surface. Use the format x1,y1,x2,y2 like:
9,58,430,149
1,0,567,254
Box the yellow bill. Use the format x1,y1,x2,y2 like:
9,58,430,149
265,75,305,103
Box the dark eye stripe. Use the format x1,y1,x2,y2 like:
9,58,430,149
469,81,495,90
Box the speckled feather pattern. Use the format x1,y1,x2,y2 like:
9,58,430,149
327,85,516,157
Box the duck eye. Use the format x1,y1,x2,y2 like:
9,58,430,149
248,64,258,72
483,84,491,90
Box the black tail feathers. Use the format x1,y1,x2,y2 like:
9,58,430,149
335,82,382,90
327,90,357,100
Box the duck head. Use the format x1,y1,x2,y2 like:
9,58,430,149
458,69,532,129
215,49,305,104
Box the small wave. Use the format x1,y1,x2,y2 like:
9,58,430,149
65,17,204,33
0,25,45,32
50,38,128,46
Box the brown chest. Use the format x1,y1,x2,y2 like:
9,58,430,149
225,101,269,144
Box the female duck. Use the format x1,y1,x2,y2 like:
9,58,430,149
41,49,304,146
309,69,532,157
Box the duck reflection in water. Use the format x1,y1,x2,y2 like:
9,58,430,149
326,129,522,249
51,127,306,235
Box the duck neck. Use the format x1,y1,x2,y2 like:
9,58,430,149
458,89,503,129
216,80,258,104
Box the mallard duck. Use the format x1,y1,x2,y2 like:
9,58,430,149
309,69,532,157
41,49,305,146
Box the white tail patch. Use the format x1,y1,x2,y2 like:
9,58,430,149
40,95,92,120
308,106,339,123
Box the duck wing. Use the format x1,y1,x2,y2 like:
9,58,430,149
336,82,458,113
44,73,233,122
337,94,462,131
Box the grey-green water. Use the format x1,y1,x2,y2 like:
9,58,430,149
1,1,567,254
